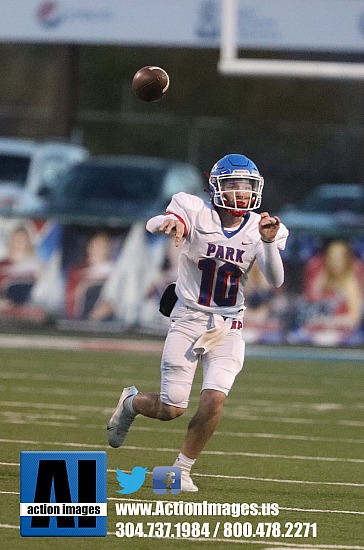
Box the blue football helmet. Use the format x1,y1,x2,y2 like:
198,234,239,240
209,154,264,214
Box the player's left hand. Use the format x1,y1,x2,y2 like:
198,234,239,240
259,212,280,242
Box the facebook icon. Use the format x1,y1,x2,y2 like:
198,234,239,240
152,467,181,494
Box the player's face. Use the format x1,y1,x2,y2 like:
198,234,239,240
220,178,253,209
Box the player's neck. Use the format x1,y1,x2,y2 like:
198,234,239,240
217,207,244,228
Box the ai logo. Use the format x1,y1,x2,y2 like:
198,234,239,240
20,451,107,537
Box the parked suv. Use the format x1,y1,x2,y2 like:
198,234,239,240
0,137,89,211
15,155,205,227
279,183,364,236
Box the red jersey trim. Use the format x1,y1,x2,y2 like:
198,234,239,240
166,211,187,236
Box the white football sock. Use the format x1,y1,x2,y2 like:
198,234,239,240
123,395,137,416
174,453,196,473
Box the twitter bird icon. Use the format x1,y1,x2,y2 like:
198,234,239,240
116,466,148,494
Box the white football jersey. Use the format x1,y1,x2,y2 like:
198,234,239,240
165,192,289,317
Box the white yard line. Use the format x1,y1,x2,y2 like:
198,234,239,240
1,407,364,444
1,489,363,516
0,524,358,548
1,438,363,463
1,460,363,489
1,396,362,428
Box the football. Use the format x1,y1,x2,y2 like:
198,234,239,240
132,66,170,102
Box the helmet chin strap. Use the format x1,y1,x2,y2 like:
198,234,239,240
214,198,247,217
230,209,247,217
226,199,250,217
220,195,255,217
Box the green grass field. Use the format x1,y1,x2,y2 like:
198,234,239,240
0,340,363,549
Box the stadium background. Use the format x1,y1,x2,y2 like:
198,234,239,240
0,2,364,548
0,0,364,345
0,0,363,346
1,1,364,212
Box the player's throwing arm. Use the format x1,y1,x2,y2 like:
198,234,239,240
159,218,185,247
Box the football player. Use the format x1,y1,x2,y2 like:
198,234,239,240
107,154,289,491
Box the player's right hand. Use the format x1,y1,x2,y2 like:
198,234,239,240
159,218,184,247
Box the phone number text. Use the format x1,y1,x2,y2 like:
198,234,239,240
115,521,317,539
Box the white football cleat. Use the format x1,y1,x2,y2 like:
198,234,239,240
107,386,138,448
180,469,199,492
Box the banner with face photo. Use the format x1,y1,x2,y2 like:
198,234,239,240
0,215,363,347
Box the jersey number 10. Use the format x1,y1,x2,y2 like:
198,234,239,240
198,258,242,307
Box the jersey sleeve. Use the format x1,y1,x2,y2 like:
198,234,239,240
275,222,289,250
255,222,289,287
165,192,205,236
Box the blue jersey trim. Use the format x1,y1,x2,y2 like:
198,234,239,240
222,212,251,238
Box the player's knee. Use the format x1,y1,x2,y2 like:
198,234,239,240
199,389,226,416
160,382,192,410
158,402,185,421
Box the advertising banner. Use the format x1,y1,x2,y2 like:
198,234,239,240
0,0,364,51
0,216,363,347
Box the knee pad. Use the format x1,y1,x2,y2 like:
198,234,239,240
160,379,192,409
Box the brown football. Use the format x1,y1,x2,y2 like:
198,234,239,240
132,66,170,102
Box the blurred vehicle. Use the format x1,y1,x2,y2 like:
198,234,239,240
0,137,89,211
13,155,205,227
279,184,364,236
